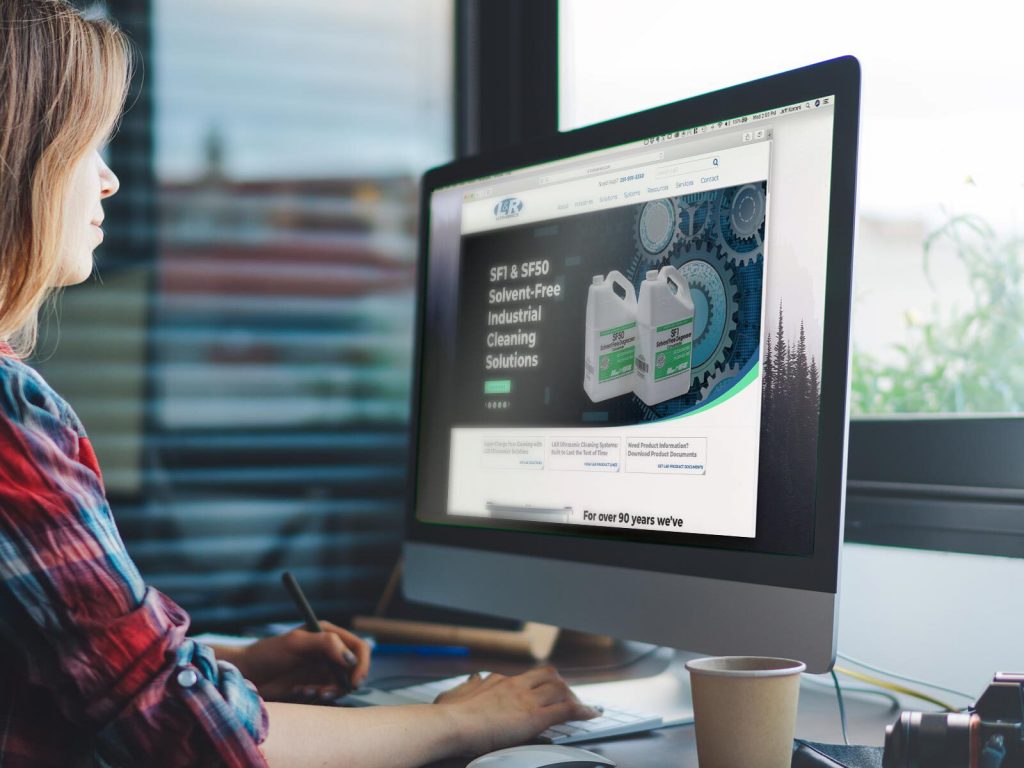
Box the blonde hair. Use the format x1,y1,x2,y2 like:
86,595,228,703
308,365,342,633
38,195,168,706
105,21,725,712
0,0,132,357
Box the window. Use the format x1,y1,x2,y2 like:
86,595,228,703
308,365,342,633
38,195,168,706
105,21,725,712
559,0,1024,418
36,0,453,630
558,0,1024,555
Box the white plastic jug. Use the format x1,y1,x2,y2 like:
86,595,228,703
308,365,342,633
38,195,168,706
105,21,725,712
635,265,695,406
584,270,638,402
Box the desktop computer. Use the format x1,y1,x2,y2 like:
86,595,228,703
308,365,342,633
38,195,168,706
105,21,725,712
401,57,860,721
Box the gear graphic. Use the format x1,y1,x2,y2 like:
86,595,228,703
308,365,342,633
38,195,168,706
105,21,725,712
728,185,764,238
677,195,716,249
638,198,676,254
715,182,766,266
671,243,739,382
698,363,744,404
629,194,700,286
634,198,681,263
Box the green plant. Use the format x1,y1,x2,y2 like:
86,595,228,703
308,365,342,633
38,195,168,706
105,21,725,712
851,214,1024,415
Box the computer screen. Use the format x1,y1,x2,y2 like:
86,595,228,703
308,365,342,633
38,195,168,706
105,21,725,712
405,58,859,672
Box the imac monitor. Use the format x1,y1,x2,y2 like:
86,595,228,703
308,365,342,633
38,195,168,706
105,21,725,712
404,57,860,673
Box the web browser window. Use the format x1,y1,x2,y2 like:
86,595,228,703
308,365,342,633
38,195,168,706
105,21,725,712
421,96,835,554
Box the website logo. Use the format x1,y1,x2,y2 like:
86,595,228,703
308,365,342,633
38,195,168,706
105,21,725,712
493,197,524,219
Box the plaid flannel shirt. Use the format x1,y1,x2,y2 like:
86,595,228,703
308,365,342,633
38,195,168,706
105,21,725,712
0,350,269,767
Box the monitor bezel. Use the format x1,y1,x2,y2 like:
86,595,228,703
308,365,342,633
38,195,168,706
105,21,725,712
406,56,860,596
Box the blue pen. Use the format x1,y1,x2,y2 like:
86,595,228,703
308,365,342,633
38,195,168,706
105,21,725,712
371,643,471,657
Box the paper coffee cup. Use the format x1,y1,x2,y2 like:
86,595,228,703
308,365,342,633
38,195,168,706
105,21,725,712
685,656,806,768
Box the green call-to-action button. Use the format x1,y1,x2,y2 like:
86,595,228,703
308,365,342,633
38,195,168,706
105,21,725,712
484,379,512,394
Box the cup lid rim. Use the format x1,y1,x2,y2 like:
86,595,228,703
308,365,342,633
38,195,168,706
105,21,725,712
685,656,807,677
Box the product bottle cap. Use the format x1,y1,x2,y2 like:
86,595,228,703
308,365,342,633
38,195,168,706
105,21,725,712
592,275,604,285
646,270,658,281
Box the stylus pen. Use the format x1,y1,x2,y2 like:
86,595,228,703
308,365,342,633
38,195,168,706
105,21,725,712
281,570,354,694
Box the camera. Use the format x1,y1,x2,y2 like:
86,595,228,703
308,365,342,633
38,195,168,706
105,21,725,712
883,672,1024,767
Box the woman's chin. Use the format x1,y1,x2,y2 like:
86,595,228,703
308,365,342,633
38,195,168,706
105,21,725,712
55,256,96,287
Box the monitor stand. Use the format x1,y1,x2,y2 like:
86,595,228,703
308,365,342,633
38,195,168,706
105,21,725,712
570,646,695,726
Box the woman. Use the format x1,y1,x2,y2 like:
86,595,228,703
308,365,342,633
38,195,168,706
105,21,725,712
0,2,597,766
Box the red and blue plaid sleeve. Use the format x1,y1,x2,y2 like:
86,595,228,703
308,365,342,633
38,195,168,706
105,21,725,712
0,356,269,767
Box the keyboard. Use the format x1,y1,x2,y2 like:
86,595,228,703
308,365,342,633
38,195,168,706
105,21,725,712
339,673,664,745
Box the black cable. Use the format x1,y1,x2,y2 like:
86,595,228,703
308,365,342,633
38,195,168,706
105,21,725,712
831,668,849,746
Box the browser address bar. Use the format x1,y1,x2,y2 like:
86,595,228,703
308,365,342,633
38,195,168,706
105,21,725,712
538,151,665,186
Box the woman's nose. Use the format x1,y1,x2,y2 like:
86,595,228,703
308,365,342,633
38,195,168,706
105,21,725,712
98,153,120,198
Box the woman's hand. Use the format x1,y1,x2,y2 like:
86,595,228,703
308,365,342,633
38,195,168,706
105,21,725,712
224,622,371,702
434,667,600,755
259,666,599,766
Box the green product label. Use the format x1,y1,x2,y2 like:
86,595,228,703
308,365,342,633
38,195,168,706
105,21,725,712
651,311,693,382
596,319,637,383
654,342,691,380
484,379,512,394
599,345,635,382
